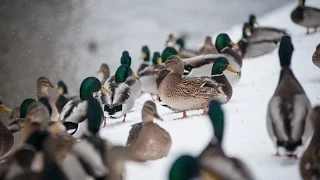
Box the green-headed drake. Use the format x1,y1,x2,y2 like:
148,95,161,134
97,63,110,86
199,36,218,54
238,22,279,59
312,43,320,68
102,64,138,123
300,106,320,180
266,35,312,158
158,55,227,118
126,101,171,161
247,14,288,43
55,80,77,114
291,0,320,35
137,45,151,74
59,77,111,139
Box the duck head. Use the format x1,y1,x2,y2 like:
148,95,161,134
80,77,112,100
249,14,259,26
140,46,150,62
37,76,55,99
121,51,132,67
215,33,238,52
163,55,184,75
152,52,162,65
115,64,139,83
211,57,239,75
20,98,37,118
57,80,68,95
161,47,178,63
169,155,200,180
142,100,162,123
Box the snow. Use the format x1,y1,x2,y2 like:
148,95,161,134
99,0,320,179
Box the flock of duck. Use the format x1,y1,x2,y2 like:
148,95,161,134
0,0,319,179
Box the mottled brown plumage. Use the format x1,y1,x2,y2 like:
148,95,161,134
126,101,171,161
300,107,320,180
0,120,14,160
312,44,320,68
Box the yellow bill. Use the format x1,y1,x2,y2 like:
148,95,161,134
57,87,64,95
131,73,139,78
157,57,162,65
0,105,12,113
226,65,239,73
100,86,112,93
140,52,147,59
229,41,239,49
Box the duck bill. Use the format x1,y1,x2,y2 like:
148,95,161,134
100,86,112,94
226,65,239,73
157,58,162,65
140,52,147,59
0,105,13,113
131,73,139,78
57,87,64,95
229,41,239,49
154,112,163,121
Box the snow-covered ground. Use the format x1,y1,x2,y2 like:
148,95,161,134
99,0,320,179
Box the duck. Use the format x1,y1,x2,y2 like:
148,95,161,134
238,22,279,59
157,55,227,118
182,33,242,85
137,46,151,74
312,43,320,68
37,76,59,121
97,63,110,86
300,106,320,180
266,35,313,158
139,52,163,100
247,14,288,43
71,97,129,180
126,101,172,161
0,101,14,160
165,34,198,58
170,100,254,180
199,36,218,54
59,77,111,139
55,80,77,114
101,64,138,123
118,51,142,100
291,0,320,35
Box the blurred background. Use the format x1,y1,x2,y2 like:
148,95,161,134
0,0,294,115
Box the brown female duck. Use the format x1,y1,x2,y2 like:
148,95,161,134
312,43,320,68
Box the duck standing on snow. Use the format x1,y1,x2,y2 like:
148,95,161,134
59,77,111,138
266,35,313,158
248,14,288,42
137,46,151,74
157,55,227,118
169,100,254,180
199,36,218,54
312,43,320,68
300,106,320,180
291,0,320,35
97,63,110,85
126,101,171,161
102,64,139,123
55,80,77,114
238,22,280,59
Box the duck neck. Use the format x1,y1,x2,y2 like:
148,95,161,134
37,85,49,99
212,74,232,100
142,113,154,124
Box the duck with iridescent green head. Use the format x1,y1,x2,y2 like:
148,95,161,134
59,77,111,139
101,64,138,124
137,46,151,74
247,14,288,43
237,22,280,59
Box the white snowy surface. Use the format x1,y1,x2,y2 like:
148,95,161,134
99,1,320,179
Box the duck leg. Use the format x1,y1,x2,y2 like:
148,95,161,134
122,114,127,122
202,102,207,115
103,116,107,127
314,26,318,33
272,152,280,157
306,27,310,35
182,110,187,118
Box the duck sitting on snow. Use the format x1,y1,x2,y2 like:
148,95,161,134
102,64,139,123
266,35,313,158
126,100,172,161
312,43,320,68
238,22,280,59
247,14,288,43
291,0,320,35
157,55,227,118
59,77,111,138
169,100,254,180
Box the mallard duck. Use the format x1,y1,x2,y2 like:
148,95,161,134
102,65,138,123
248,14,288,42
300,106,320,180
165,34,198,58
170,100,254,180
199,36,218,54
291,0,320,35
126,101,171,161
312,43,320,68
139,52,163,100
266,36,313,158
238,22,279,59
137,46,151,74
0,101,14,160
37,76,59,121
157,55,227,118
97,63,110,86
59,77,111,139
55,80,77,114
